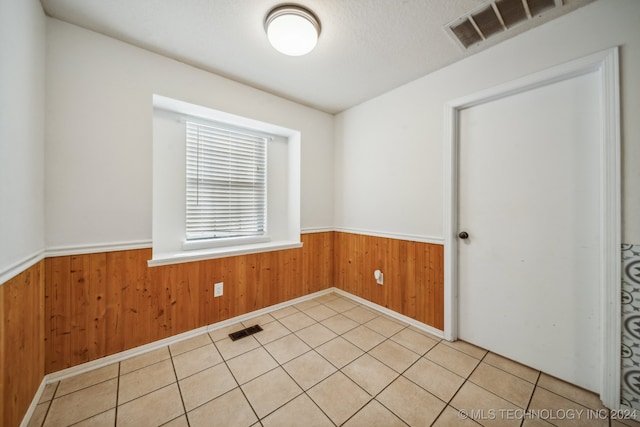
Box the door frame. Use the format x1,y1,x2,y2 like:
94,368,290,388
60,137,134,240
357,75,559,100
443,47,621,408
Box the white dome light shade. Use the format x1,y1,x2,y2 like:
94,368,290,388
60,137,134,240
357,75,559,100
265,5,320,56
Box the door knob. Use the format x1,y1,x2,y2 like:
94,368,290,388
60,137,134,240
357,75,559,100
458,231,469,239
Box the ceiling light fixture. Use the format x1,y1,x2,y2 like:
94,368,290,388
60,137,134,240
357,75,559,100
265,5,321,56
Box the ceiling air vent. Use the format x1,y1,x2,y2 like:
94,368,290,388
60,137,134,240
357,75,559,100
450,19,483,48
528,0,558,16
473,5,504,38
446,0,563,50
496,0,528,28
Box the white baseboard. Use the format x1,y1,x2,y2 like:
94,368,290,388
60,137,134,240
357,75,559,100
19,379,47,427
333,289,445,339
21,287,443,425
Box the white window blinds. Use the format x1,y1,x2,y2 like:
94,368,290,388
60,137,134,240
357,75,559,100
186,121,267,241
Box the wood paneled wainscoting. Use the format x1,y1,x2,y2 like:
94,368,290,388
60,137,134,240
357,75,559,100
2,231,443,425
333,232,444,330
1,261,45,427
44,232,334,374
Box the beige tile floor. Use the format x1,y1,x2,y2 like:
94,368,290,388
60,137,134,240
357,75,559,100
27,292,638,427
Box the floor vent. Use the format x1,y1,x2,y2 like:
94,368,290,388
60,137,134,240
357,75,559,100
446,0,562,49
228,325,263,341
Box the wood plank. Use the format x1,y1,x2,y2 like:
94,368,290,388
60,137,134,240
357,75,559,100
402,241,417,319
105,251,124,356
2,229,443,425
42,239,333,371
134,249,152,350
2,261,45,427
333,232,444,329
39,232,438,373
88,253,107,364
211,257,229,322
69,255,89,366
432,244,445,329
302,232,333,294
117,250,137,354
45,256,72,373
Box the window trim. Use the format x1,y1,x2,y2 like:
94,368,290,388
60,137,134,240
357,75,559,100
150,95,301,267
148,240,302,267
182,235,270,251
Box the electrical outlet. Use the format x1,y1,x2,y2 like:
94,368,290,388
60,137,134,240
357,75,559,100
374,270,384,285
214,282,224,297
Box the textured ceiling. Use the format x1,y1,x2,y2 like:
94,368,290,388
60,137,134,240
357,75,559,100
40,0,595,114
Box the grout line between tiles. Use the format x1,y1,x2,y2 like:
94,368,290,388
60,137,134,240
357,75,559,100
222,332,278,424
275,352,338,425
160,415,186,426
424,342,470,412
464,354,540,410
430,405,450,427
113,362,120,427
262,298,375,424
38,293,611,427
168,346,191,426
316,370,372,426
463,367,539,414
340,327,444,426
114,367,183,409
38,381,59,427
245,371,303,421
421,341,483,380
527,371,556,427
531,384,611,425
481,358,539,385
120,356,170,377
50,370,120,400
66,409,114,427
534,376,609,413
301,390,339,427
169,341,211,358
518,374,542,427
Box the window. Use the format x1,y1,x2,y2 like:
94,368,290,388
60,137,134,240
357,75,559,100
185,121,267,241
150,95,301,266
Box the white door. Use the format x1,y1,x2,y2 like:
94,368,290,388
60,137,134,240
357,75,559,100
457,71,601,392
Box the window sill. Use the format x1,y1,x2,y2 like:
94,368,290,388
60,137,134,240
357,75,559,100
182,235,271,251
147,240,303,267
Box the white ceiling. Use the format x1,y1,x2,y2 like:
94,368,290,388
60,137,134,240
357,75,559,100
40,0,594,114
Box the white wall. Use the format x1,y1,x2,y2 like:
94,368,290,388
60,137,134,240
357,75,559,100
0,0,46,280
35,0,640,251
45,19,334,250
335,0,640,243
